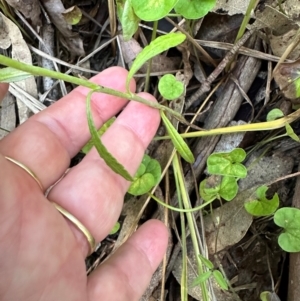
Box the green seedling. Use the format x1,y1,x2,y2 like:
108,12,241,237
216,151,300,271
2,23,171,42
207,148,247,178
161,110,195,163
110,222,121,235
199,175,238,202
285,123,300,142
266,108,284,121
126,32,186,90
82,117,116,154
192,255,228,290
244,185,279,217
274,207,300,252
128,154,161,196
174,0,216,19
158,74,184,100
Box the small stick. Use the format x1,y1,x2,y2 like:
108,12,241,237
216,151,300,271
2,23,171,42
186,29,255,108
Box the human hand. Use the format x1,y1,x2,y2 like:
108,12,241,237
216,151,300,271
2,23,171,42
0,67,168,301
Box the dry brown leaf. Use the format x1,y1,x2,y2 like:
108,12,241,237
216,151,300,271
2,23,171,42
4,0,41,26
0,13,37,123
40,0,85,56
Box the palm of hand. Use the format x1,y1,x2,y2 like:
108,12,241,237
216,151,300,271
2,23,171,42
0,67,167,301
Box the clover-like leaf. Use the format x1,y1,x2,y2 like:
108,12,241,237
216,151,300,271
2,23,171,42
128,154,161,196
207,148,247,178
126,33,186,89
116,0,140,40
174,0,216,19
0,67,32,82
244,186,279,217
131,0,177,21
274,207,300,252
213,270,228,290
199,175,238,202
158,74,184,100
219,176,239,201
161,111,194,163
82,117,115,154
285,123,300,142
266,109,284,121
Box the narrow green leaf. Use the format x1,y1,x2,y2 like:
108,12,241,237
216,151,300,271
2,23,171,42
274,207,300,252
82,117,115,154
158,74,184,100
0,67,32,82
198,254,214,270
244,185,279,217
191,271,212,287
131,0,177,21
161,111,194,163
213,270,228,290
126,33,186,89
285,123,300,142
260,291,281,301
174,0,216,19
86,90,133,181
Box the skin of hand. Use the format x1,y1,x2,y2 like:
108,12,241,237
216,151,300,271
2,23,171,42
0,67,168,301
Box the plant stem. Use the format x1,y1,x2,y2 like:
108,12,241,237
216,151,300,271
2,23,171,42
155,109,300,140
173,154,210,301
0,54,184,119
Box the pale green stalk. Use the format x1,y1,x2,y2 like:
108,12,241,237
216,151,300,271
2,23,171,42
173,154,210,301
0,55,183,119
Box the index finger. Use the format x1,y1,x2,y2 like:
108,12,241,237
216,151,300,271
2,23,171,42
0,67,136,189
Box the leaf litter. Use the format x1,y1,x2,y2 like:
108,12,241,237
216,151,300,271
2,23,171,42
1,0,300,300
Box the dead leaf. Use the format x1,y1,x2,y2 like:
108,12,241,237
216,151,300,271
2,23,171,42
40,0,85,56
0,13,37,123
4,0,41,26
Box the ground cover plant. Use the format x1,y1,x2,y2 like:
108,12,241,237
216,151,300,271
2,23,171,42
1,0,300,300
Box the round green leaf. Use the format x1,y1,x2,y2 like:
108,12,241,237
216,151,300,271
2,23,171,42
219,176,238,201
266,109,284,121
174,0,216,19
158,74,184,100
62,6,82,25
274,207,300,252
131,0,177,21
244,186,279,217
128,155,161,196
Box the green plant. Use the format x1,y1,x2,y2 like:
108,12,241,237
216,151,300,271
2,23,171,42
244,185,279,217
192,255,228,290
128,154,161,196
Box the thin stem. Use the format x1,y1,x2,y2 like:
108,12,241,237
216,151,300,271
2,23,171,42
0,55,184,119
